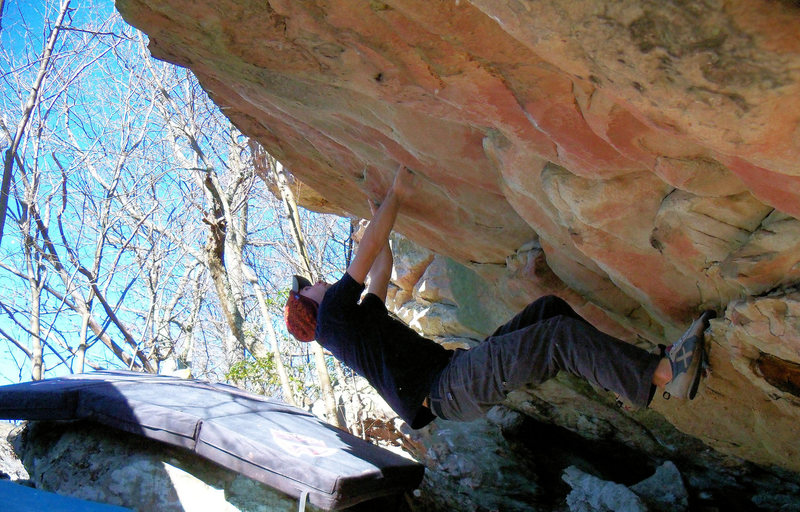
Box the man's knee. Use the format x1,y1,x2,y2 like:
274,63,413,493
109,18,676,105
532,295,564,307
529,295,572,315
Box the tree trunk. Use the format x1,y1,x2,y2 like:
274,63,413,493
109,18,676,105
76,311,89,374
312,343,346,429
271,160,314,279
266,154,345,429
200,173,247,365
26,255,42,381
249,273,296,406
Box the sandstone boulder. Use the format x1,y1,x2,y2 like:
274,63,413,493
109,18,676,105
115,0,800,472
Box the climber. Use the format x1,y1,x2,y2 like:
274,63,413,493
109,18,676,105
284,165,715,429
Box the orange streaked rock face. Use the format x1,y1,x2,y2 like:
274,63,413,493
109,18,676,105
117,0,800,472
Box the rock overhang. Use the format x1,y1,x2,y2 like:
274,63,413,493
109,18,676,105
115,0,800,471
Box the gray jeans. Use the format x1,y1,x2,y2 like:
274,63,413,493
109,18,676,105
428,296,660,421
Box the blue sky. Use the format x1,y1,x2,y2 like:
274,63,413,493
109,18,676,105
0,0,352,386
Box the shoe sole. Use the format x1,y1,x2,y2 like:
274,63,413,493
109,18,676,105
688,310,715,399
687,335,705,399
666,310,715,400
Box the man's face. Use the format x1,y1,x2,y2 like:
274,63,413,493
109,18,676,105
298,281,330,304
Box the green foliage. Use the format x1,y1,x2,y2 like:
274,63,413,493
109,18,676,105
225,350,318,405
226,356,279,389
265,289,289,310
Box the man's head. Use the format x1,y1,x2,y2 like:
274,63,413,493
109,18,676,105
284,275,327,342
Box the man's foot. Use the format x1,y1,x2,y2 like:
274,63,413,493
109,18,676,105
663,310,716,400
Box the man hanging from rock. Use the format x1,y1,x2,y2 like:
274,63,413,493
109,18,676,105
284,165,715,429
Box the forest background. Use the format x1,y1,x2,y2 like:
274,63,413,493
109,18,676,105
0,0,358,426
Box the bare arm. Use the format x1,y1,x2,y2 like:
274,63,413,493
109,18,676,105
347,166,415,285
366,241,392,301
363,197,394,300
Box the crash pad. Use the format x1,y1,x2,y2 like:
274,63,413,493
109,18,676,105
0,371,424,510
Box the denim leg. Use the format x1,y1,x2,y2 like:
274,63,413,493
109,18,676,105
430,314,660,421
490,295,585,337
545,317,661,408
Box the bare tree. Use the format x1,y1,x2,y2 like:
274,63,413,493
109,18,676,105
0,4,196,377
259,151,346,429
0,0,71,249
0,4,352,429
0,0,159,378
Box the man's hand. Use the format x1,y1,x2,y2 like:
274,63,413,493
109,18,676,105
391,165,416,204
347,165,413,286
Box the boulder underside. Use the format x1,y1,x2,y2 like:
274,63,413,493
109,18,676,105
116,0,800,471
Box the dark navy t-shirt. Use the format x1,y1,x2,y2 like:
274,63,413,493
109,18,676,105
315,272,453,429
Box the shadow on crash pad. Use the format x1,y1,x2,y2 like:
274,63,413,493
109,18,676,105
0,371,424,511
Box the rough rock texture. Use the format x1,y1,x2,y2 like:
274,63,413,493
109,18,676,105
562,466,648,512
629,461,689,512
0,422,28,481
387,237,800,510
115,0,800,472
10,414,800,512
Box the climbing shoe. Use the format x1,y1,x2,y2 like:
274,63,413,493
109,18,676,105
663,310,716,400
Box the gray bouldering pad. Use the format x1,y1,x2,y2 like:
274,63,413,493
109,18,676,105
0,371,424,510
0,480,132,512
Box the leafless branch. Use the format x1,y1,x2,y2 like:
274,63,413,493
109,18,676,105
0,0,72,246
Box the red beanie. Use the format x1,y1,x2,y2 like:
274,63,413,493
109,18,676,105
284,291,318,342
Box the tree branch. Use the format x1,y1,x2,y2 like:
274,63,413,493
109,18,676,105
0,0,72,246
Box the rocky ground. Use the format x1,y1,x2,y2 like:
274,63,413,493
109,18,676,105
2,413,800,512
